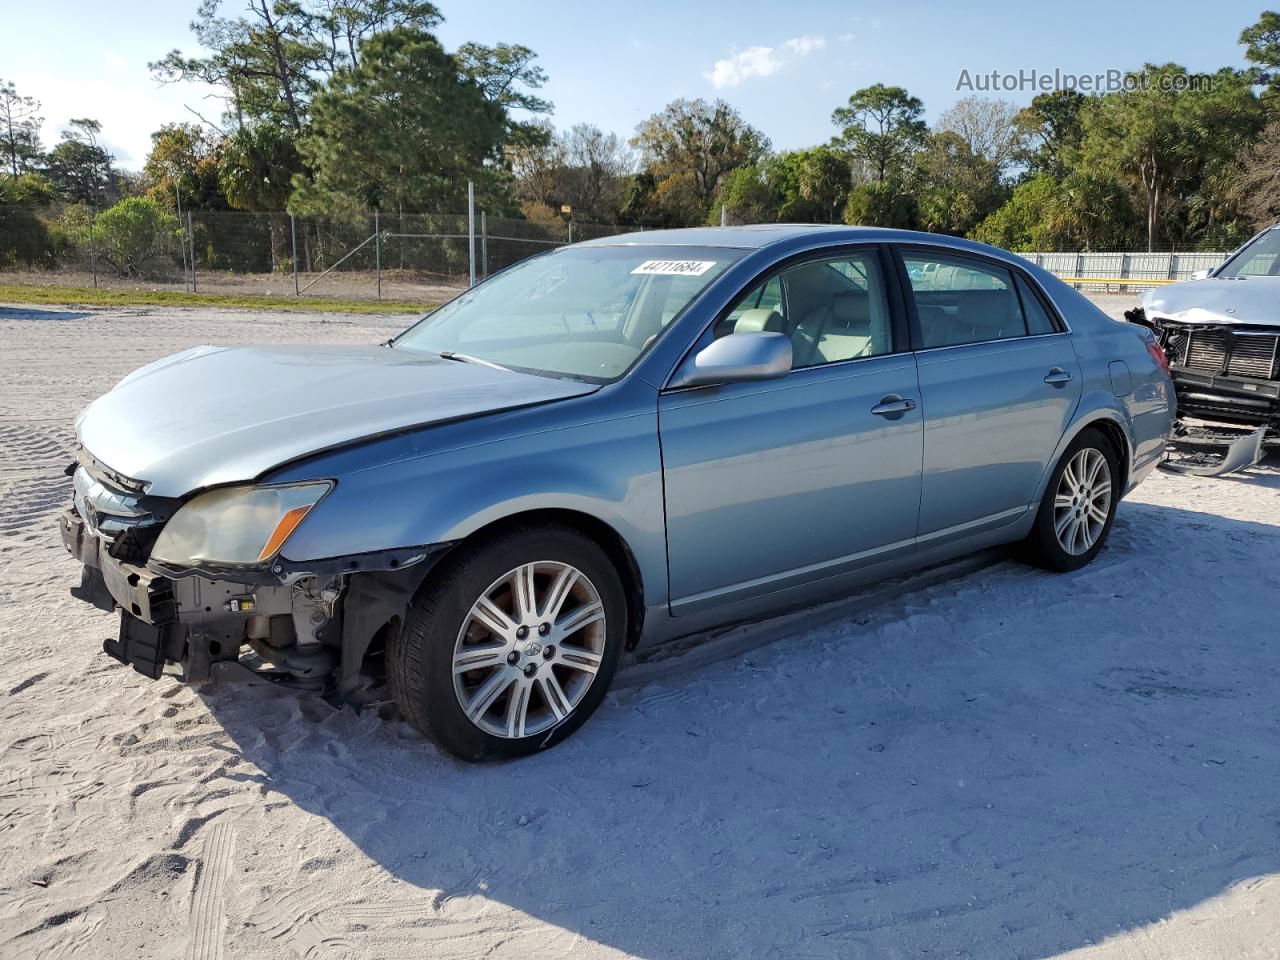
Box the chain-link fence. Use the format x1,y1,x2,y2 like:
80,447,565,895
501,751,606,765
0,201,1232,302
0,203,634,303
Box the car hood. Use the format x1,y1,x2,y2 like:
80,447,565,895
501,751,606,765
1142,277,1280,327
76,344,597,497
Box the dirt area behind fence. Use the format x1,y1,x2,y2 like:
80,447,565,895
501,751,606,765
2,268,467,305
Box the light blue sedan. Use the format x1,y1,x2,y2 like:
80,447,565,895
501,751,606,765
61,226,1174,760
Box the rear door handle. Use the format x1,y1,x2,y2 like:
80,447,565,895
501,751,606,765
1044,368,1073,385
871,395,917,417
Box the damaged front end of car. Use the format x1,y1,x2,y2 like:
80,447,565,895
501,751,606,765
1127,307,1278,475
60,457,449,704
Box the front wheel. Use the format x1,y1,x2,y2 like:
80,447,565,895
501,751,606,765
388,524,626,761
1018,428,1119,572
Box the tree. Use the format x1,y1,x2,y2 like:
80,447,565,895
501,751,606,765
456,42,553,149
831,84,927,184
0,79,43,177
0,172,57,204
843,181,918,228
151,0,322,131
153,0,454,131
45,120,116,205
631,98,769,224
971,172,1140,251
937,96,1027,179
794,147,851,222
82,197,181,275
970,175,1065,250
713,165,779,224
219,122,301,210
1240,10,1280,93
509,119,563,210
913,131,1005,236
1231,119,1280,229
293,27,507,213
144,123,228,211
557,124,632,222
1051,171,1142,250
311,0,442,73
1080,64,1263,250
0,173,59,267
1014,90,1086,178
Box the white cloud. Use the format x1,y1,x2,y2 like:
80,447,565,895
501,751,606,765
102,50,128,73
838,32,857,43
706,46,784,88
705,34,827,89
783,34,826,56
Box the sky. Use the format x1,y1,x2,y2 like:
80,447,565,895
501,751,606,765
0,0,1270,170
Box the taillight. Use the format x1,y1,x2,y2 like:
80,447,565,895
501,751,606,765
1146,338,1171,375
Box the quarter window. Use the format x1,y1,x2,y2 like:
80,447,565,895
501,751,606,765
905,253,1047,348
718,253,894,369
1015,274,1058,335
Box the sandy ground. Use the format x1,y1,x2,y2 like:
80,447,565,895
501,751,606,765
2,296,1279,960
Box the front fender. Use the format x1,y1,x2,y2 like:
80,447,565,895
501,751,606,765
271,410,669,604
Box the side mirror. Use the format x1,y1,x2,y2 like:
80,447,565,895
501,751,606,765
1191,268,1212,281
669,331,793,389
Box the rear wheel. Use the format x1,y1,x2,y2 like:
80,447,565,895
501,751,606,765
1018,428,1119,572
388,524,626,761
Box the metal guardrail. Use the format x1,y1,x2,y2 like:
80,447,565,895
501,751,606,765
1056,276,1176,288
1026,251,1226,289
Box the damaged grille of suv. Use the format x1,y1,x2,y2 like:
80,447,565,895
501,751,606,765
1170,327,1280,380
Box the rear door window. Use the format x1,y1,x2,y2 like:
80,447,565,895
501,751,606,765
903,253,1033,348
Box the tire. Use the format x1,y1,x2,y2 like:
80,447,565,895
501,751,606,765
1017,427,1120,572
388,523,627,761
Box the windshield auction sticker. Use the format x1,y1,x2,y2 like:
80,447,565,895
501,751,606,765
631,260,717,277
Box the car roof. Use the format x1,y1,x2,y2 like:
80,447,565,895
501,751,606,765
581,224,1013,259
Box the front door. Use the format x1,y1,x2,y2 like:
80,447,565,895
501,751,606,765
659,248,923,616
899,250,1082,541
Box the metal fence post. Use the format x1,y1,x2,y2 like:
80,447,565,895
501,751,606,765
481,211,488,278
290,213,299,296
88,210,98,289
374,210,381,300
720,204,727,227
187,211,197,292
467,181,477,287
568,221,574,244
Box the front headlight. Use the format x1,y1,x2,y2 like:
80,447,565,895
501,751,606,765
150,482,332,567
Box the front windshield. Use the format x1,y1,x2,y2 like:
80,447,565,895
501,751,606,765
1218,227,1280,278
393,245,745,381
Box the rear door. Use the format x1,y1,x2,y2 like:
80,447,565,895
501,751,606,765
897,248,1081,542
658,247,923,615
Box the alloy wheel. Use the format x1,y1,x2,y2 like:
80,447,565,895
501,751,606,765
452,561,606,739
1053,447,1112,556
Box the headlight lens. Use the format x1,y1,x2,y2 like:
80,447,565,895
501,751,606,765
150,482,331,567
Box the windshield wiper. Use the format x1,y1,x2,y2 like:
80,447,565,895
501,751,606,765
437,351,512,372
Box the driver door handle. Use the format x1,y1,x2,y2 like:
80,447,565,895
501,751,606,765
1044,368,1073,385
871,395,917,417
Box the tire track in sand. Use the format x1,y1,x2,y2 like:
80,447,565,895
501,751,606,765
185,821,236,960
